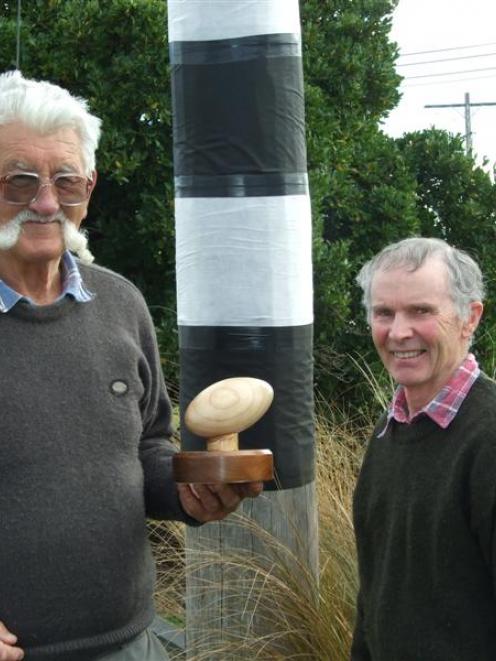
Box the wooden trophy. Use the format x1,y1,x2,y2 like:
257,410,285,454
173,377,274,483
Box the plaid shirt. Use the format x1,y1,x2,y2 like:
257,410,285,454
378,353,480,437
0,250,94,312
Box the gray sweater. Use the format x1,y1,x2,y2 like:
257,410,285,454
0,262,190,659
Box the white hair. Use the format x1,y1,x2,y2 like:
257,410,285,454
0,70,101,175
356,237,485,322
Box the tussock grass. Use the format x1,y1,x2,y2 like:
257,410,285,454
148,402,370,659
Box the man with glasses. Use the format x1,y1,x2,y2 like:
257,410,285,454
0,70,262,661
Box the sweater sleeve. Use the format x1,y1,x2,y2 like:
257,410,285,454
138,386,198,524
136,305,200,525
350,590,372,661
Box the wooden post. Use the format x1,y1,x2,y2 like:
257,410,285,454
167,1,316,656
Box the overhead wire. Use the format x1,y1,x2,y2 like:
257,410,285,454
397,51,496,68
404,66,496,80
398,41,496,57
390,43,496,168
402,72,496,88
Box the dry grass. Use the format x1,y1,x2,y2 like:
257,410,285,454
147,519,185,624
312,402,370,660
148,405,369,660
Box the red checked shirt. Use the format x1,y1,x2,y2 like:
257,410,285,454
378,353,480,437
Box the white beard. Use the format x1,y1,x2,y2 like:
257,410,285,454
0,210,94,264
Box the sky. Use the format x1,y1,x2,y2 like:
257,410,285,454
382,0,496,174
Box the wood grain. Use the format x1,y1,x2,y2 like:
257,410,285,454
173,449,274,483
185,377,274,438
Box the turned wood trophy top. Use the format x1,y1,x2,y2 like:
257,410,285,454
185,377,274,438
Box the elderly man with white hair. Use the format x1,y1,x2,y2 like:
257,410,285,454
351,237,496,661
0,70,262,661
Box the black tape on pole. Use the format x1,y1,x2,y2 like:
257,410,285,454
174,172,309,198
179,325,315,489
170,52,307,176
179,325,312,351
169,33,302,66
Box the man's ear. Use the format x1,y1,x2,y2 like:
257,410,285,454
462,301,484,339
81,171,98,222
89,170,98,195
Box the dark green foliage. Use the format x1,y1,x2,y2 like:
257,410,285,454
302,0,419,407
0,0,180,384
396,130,496,378
0,0,175,322
1,0,495,412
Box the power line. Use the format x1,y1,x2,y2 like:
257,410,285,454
399,41,496,57
403,72,496,88
405,66,496,80
398,51,496,68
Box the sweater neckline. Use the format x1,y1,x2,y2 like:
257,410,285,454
389,414,441,444
6,296,78,322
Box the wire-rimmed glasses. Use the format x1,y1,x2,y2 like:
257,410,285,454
0,172,93,207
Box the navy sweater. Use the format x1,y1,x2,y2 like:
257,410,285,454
352,374,496,661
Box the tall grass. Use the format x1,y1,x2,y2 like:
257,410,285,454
148,403,371,659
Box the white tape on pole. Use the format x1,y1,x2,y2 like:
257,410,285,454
176,194,313,327
168,0,301,42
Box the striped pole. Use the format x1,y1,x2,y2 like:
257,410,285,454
168,0,316,653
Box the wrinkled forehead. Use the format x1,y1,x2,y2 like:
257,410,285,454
0,122,84,173
371,258,451,300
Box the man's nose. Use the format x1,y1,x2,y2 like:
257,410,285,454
28,182,60,216
389,313,413,340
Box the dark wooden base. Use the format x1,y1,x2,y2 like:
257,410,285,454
173,449,274,483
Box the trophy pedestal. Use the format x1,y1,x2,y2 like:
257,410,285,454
173,377,274,484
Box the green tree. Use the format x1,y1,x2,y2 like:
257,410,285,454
302,0,421,405
0,0,175,307
1,1,495,411
397,129,496,375
0,0,180,381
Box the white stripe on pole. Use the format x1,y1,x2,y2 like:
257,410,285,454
176,195,313,327
168,0,301,42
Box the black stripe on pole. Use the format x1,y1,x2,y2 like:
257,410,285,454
174,173,309,197
170,45,306,176
179,325,312,350
169,33,301,65
178,325,314,489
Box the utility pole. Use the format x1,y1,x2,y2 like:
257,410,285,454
464,93,472,152
425,93,496,154
16,0,22,70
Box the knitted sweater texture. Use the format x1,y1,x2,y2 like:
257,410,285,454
352,373,496,661
0,262,190,660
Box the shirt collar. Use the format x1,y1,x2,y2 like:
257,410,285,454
0,250,95,312
378,353,480,437
60,251,95,303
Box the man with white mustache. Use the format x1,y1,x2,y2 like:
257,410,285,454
350,237,496,661
0,71,262,661
0,208,93,263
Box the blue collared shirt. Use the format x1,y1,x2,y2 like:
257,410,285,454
0,251,95,312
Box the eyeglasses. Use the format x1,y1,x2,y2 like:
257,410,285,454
0,172,93,206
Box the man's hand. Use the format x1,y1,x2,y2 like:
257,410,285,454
0,622,24,660
178,482,263,522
